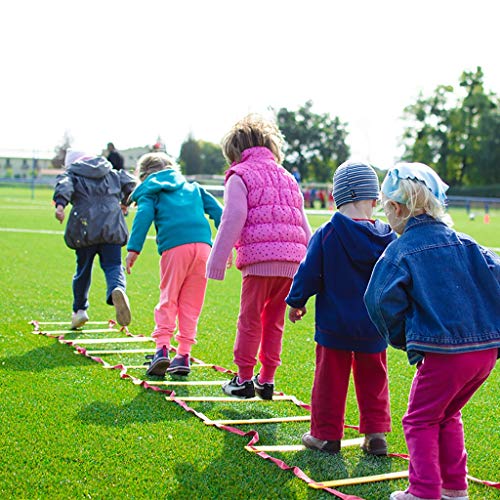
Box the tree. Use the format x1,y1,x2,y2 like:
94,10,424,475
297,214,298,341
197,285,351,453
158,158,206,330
51,130,73,168
179,134,202,175
274,100,350,182
400,67,500,187
199,141,226,175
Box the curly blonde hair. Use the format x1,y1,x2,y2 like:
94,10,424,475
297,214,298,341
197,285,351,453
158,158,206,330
136,152,179,182
221,114,284,164
382,178,453,227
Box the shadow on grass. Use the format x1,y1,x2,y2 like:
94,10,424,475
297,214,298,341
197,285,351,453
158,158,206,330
0,344,89,372
169,417,303,498
76,391,191,427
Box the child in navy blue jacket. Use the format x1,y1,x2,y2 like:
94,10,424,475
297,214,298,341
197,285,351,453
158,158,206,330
286,160,396,455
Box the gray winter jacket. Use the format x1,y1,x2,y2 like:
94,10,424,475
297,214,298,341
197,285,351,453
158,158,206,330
53,157,136,249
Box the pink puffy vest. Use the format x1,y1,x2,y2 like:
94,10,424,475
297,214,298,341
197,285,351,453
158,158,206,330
225,147,308,269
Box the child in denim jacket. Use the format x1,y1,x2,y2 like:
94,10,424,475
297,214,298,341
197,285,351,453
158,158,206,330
286,161,397,455
364,162,500,500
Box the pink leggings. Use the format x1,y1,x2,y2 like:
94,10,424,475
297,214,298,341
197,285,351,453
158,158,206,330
234,275,292,382
152,243,210,356
404,349,497,500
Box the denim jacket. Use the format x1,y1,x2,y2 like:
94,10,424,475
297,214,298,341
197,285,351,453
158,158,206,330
364,214,500,364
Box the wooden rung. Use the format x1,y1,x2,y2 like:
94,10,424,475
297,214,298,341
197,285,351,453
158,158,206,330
208,415,311,426
173,395,295,402
33,321,111,325
309,470,409,488
146,380,228,386
122,363,209,370
72,337,153,344
40,329,119,334
85,348,155,355
246,437,364,453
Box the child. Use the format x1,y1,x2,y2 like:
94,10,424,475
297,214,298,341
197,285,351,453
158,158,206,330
125,152,223,376
364,162,500,500
53,149,136,329
206,114,312,399
286,160,397,455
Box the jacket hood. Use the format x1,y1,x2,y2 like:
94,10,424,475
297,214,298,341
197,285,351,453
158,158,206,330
130,169,186,201
331,211,396,272
67,156,112,179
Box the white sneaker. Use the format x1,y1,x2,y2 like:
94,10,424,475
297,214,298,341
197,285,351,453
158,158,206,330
71,309,89,329
111,288,131,326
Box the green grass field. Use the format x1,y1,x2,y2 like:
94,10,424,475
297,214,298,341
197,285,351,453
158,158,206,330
0,186,498,500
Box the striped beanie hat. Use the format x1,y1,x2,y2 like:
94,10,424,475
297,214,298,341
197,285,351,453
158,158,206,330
333,160,380,208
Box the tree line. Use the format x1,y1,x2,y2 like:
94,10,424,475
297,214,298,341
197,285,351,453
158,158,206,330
179,67,498,189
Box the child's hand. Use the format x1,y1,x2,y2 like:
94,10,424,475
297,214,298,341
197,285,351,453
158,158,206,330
226,251,233,269
55,205,65,223
288,306,306,323
126,251,139,274
120,204,129,216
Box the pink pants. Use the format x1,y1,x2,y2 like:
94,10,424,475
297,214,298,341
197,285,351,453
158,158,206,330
404,349,497,500
234,275,292,382
310,345,391,440
152,243,210,356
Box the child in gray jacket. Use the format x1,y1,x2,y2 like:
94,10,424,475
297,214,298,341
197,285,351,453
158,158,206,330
53,149,136,329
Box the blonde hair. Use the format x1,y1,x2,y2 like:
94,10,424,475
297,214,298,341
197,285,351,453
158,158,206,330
136,152,179,182
221,114,284,164
382,178,453,227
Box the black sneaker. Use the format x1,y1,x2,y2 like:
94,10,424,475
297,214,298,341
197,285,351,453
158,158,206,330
221,376,255,399
252,374,274,400
145,345,170,377
166,354,190,375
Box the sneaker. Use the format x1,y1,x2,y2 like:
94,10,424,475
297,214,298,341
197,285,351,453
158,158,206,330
301,431,341,454
389,491,433,500
71,309,89,329
252,374,274,400
145,346,170,377
361,433,388,456
166,354,191,375
221,376,255,399
441,489,468,500
111,288,131,326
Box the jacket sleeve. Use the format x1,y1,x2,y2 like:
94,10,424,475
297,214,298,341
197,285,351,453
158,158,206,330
480,245,500,283
199,185,223,228
364,256,410,350
285,229,323,308
52,172,74,207
126,194,155,253
119,169,138,205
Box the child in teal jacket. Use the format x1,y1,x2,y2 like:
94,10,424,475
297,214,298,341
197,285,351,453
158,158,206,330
126,152,222,376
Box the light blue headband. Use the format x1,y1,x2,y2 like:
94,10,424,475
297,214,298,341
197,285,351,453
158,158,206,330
381,162,449,205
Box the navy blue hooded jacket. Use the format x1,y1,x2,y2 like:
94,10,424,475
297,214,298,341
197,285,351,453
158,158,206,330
286,211,396,352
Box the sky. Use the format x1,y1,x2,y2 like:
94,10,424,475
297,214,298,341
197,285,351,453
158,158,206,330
1,0,499,168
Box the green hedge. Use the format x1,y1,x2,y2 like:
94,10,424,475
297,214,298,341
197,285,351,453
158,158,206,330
448,184,500,197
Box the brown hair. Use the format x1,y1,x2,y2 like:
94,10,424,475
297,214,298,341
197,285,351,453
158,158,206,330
221,114,284,164
136,152,179,182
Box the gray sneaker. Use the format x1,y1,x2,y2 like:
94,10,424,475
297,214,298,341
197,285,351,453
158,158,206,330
302,431,341,454
71,309,89,329
111,288,131,326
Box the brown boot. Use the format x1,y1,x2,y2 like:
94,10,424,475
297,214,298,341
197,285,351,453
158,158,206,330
302,431,341,454
361,433,388,456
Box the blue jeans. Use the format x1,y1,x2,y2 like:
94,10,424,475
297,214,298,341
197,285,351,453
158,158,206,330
72,244,126,312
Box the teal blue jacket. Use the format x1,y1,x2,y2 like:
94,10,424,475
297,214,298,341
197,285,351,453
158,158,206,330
127,169,223,254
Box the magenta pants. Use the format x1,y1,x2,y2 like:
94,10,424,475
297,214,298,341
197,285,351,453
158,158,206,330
404,349,497,500
310,345,391,440
152,243,210,356
234,275,293,382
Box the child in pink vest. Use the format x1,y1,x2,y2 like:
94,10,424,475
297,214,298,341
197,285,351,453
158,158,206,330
206,114,312,399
